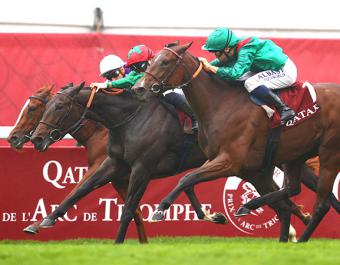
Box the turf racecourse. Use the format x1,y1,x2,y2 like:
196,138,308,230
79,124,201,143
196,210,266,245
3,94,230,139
1,237,339,265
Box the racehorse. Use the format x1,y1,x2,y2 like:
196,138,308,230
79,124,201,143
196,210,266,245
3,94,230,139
132,42,340,242
30,83,316,243
8,85,149,242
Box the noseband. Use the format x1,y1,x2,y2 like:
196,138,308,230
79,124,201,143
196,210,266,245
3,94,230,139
144,47,202,94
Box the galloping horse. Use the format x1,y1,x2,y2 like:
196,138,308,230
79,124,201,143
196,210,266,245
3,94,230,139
8,85,148,242
133,42,340,242
30,83,315,243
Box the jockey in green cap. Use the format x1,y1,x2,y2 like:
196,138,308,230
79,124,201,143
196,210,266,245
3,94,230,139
91,44,198,132
199,27,296,125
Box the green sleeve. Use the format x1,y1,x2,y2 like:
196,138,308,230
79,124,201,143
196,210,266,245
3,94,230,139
210,59,223,67
216,44,257,80
107,71,144,89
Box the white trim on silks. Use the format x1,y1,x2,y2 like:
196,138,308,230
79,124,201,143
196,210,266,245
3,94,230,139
303,81,316,103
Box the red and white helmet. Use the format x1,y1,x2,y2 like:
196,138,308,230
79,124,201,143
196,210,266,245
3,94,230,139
99,55,125,76
126,45,154,66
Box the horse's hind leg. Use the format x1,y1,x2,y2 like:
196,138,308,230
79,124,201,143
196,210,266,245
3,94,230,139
300,165,340,214
298,155,339,242
150,155,235,222
115,164,150,244
111,180,148,244
236,161,302,217
185,187,228,224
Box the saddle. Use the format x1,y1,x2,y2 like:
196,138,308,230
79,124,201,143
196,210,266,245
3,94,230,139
250,82,319,129
159,97,194,134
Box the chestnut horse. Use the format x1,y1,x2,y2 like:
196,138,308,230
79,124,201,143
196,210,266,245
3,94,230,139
133,42,340,242
8,85,148,242
29,83,318,243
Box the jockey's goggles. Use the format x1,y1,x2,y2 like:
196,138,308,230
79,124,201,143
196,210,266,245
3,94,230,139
102,69,121,81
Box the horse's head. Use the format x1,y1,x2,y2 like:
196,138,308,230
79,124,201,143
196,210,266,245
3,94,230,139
133,41,201,100
31,82,85,151
7,84,54,149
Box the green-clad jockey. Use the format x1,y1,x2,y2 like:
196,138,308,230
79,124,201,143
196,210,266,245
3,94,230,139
90,44,198,132
199,27,296,125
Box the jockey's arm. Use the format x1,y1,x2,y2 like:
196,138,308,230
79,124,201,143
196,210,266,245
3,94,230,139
90,71,144,89
106,71,144,89
216,48,255,80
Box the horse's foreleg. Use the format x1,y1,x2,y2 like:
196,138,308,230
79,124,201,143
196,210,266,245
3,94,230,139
115,165,150,244
151,155,233,222
38,157,118,228
111,181,148,244
23,160,101,234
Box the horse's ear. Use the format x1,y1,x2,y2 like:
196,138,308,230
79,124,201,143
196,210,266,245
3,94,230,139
61,82,73,90
165,40,179,48
178,42,193,54
70,82,85,96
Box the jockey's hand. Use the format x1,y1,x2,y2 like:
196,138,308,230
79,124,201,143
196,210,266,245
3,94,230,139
90,82,107,89
198,57,217,73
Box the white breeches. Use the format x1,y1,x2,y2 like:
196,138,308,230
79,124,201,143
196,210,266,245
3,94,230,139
244,58,297,92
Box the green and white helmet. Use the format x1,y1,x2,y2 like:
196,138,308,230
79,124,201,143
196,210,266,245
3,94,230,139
202,27,239,51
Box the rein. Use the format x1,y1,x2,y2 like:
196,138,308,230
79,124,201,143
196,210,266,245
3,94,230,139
144,47,203,93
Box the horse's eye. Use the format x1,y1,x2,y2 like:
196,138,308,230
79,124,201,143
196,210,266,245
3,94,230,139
28,106,37,112
55,103,63,110
161,60,170,66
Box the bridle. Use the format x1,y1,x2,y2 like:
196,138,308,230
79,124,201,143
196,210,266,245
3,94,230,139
144,47,203,94
21,95,50,141
38,89,97,142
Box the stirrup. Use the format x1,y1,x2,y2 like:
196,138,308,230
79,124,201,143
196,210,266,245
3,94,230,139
280,109,295,125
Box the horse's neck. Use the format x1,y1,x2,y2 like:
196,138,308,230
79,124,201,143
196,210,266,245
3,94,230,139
78,90,145,130
70,119,105,147
184,72,249,121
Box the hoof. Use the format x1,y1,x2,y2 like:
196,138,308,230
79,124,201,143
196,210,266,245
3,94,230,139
235,206,251,217
211,212,228,224
204,211,228,224
23,224,39,234
149,210,165,222
39,217,56,228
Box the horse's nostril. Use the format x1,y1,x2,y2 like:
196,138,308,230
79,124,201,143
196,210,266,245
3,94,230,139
8,135,18,144
31,136,43,148
135,87,145,94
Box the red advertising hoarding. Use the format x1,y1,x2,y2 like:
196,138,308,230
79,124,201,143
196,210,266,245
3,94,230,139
1,147,340,240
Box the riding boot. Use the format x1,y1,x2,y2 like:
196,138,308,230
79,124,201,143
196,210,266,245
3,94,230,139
251,85,295,125
164,92,198,132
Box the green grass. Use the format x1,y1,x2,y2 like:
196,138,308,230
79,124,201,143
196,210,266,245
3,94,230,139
1,237,340,265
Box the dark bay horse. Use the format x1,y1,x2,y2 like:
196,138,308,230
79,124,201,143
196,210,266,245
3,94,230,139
133,42,340,242
8,85,148,242
30,83,316,243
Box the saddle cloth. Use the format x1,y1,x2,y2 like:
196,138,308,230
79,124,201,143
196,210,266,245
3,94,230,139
177,111,193,134
259,82,320,129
